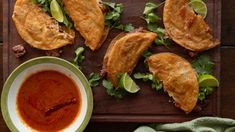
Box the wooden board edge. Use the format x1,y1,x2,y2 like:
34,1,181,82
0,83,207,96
2,0,9,82
2,0,222,122
215,0,222,117
217,0,222,40
215,48,221,117
91,115,214,123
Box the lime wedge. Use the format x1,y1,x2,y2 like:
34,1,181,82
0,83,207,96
119,73,140,93
199,74,219,87
50,0,64,22
189,0,208,19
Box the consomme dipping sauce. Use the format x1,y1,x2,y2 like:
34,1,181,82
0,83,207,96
17,70,81,131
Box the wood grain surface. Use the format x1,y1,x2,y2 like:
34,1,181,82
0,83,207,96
85,48,235,132
0,0,2,42
221,0,235,45
0,0,235,131
2,0,221,123
221,47,235,119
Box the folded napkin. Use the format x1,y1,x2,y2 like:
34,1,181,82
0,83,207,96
134,117,235,132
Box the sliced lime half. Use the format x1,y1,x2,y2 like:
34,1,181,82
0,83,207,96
50,0,64,22
119,73,140,93
189,0,208,19
199,74,219,87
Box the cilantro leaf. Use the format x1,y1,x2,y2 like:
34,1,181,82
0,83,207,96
103,2,134,32
143,2,164,15
198,92,206,101
61,7,73,28
155,36,172,46
115,3,124,12
32,0,38,4
102,79,113,89
124,23,135,32
114,23,134,32
192,55,214,75
105,11,121,21
102,79,126,99
134,73,163,91
145,13,161,24
73,47,85,68
147,24,172,46
88,73,100,87
142,50,153,58
33,0,47,4
114,24,125,30
143,2,158,15
142,2,171,46
147,23,159,32
147,23,165,36
152,79,163,91
192,55,217,101
103,2,124,28
134,73,154,82
198,86,214,101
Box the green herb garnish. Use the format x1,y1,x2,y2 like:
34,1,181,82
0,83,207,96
73,47,85,68
88,73,100,87
115,23,135,32
142,50,153,58
143,2,171,46
192,55,214,75
192,55,218,101
134,73,163,91
198,86,214,101
124,23,135,32
32,0,72,28
103,2,134,32
143,2,163,15
102,79,126,99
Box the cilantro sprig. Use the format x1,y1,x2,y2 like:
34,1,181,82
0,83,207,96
88,73,100,87
32,0,72,27
142,50,153,58
73,47,85,68
102,79,126,99
103,2,134,32
143,2,172,46
192,55,214,75
192,55,217,101
198,86,214,101
134,73,163,91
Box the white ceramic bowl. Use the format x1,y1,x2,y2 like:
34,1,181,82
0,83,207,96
1,57,93,132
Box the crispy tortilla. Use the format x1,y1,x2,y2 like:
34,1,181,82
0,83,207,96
103,31,157,87
12,0,75,50
163,0,219,52
147,53,199,113
62,0,107,51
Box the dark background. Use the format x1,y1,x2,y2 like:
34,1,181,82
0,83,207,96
0,0,235,131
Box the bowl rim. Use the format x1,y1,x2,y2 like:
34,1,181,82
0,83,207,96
1,56,93,132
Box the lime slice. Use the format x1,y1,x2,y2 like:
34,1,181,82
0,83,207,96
120,73,140,93
189,0,208,19
199,74,219,87
50,0,64,22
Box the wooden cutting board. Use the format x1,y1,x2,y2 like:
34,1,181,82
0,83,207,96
3,0,221,122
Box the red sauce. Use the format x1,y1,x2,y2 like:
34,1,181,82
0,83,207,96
17,70,81,131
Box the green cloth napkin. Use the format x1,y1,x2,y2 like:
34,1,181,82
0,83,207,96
134,117,235,132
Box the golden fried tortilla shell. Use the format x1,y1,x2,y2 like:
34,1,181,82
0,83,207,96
104,32,157,87
12,0,75,50
147,53,199,113
163,0,219,52
62,0,105,51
